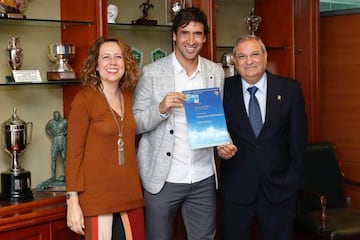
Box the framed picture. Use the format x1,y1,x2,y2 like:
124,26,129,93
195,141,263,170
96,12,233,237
165,0,192,25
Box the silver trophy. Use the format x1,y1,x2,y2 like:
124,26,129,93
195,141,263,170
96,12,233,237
1,107,33,202
47,43,76,80
7,36,23,70
221,52,235,77
244,8,262,36
170,1,190,22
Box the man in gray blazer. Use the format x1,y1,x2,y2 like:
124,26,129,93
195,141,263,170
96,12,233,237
133,7,237,240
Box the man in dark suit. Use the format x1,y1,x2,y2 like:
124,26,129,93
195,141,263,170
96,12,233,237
217,35,308,240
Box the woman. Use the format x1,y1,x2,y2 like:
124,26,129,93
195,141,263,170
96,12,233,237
65,36,144,240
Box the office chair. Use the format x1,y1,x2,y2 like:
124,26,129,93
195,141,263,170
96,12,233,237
294,141,360,240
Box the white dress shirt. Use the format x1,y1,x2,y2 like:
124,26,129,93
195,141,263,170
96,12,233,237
166,53,215,184
242,74,267,123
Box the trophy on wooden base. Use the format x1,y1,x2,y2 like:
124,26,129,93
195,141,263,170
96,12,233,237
1,107,33,202
132,0,157,26
47,44,76,81
0,0,28,19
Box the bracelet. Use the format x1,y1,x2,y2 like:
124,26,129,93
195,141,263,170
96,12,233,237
66,192,78,199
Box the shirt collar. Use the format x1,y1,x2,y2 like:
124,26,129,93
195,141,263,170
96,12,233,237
242,72,267,95
171,52,201,76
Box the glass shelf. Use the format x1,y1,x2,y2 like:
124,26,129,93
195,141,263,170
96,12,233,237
0,18,93,28
0,80,81,86
216,46,289,50
266,46,289,51
217,46,289,51
217,46,233,50
108,22,172,32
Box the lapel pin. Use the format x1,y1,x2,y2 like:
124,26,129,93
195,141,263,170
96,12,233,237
277,95,281,100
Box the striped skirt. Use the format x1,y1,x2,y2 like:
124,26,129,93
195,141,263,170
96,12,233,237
83,207,144,240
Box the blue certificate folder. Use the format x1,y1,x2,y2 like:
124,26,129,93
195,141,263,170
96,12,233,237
183,87,230,149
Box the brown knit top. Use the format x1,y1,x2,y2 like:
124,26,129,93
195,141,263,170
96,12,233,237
65,87,144,217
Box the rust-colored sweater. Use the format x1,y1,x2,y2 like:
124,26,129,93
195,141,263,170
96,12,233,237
65,87,144,217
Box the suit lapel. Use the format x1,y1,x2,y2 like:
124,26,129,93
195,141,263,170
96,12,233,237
227,76,255,141
158,56,176,93
260,73,284,136
201,59,217,88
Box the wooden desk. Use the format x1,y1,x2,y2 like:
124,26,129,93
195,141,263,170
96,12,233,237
0,191,79,240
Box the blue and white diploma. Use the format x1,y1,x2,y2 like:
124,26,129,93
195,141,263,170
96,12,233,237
183,87,230,149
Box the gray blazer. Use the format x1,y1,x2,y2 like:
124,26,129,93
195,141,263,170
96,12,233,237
133,52,225,194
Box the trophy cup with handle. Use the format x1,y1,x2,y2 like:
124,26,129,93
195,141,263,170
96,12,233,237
5,36,23,82
1,107,33,202
7,36,23,70
47,43,76,80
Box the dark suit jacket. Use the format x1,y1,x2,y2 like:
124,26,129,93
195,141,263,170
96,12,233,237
220,71,308,204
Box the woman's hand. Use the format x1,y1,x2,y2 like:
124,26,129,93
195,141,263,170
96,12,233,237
66,195,85,235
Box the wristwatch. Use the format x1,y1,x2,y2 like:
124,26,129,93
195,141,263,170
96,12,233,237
66,192,78,199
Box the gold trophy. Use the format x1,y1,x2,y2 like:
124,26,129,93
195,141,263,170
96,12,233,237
0,0,29,19
47,43,76,81
1,107,33,202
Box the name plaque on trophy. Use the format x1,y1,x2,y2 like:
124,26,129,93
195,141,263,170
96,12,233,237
12,70,42,83
0,12,25,18
47,71,75,81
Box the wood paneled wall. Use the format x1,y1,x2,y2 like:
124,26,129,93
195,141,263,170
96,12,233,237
60,0,104,117
255,0,295,78
320,13,360,208
255,0,320,141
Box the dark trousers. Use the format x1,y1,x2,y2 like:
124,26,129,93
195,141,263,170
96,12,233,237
221,188,297,240
144,175,216,240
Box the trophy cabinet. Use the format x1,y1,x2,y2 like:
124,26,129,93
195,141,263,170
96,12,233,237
61,0,217,117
